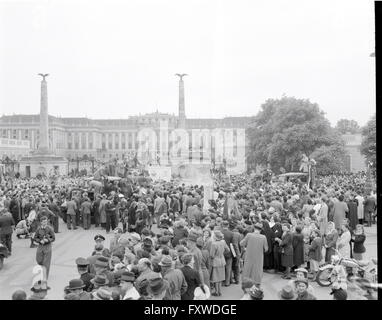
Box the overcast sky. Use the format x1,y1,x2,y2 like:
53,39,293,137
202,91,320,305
0,0,375,126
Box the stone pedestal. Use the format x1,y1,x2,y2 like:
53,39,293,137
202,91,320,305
19,154,68,177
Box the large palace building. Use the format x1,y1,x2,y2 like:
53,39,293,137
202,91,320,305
0,113,252,160
0,76,253,174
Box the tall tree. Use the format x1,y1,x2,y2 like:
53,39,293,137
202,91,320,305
360,114,376,168
335,119,360,134
248,96,347,173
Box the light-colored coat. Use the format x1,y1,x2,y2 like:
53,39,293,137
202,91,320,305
337,230,351,258
318,202,328,235
240,232,268,285
355,195,364,220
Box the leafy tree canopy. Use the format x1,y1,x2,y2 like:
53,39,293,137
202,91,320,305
248,96,347,173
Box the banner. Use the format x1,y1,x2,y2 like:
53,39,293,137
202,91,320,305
147,165,172,181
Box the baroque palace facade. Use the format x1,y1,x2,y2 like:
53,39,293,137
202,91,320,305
0,113,252,167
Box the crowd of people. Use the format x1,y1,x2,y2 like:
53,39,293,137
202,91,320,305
0,169,378,300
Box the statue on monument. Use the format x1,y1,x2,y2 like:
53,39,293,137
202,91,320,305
38,73,49,81
175,73,188,80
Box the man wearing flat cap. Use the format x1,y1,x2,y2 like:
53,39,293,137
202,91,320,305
119,271,140,300
93,256,115,287
186,232,205,287
240,222,268,287
159,255,188,300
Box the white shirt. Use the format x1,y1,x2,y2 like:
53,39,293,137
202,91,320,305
123,286,140,300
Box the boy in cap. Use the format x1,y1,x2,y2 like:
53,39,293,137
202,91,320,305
295,279,317,300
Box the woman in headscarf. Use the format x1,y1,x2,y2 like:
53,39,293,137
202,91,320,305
324,221,338,263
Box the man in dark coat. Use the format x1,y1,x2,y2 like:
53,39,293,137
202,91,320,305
260,217,273,270
33,216,55,278
48,198,60,233
221,220,234,286
92,195,102,227
292,226,304,269
0,206,15,254
180,253,201,300
363,195,376,227
9,195,20,224
105,197,118,234
271,219,283,273
230,222,242,284
347,197,358,231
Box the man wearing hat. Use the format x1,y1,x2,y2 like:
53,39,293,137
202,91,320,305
33,216,55,279
66,197,78,230
119,271,140,300
92,287,113,300
90,274,110,291
98,193,109,227
278,284,296,300
64,279,91,300
159,255,188,300
186,232,205,287
221,220,234,287
105,196,118,234
136,237,156,260
92,194,102,228
76,257,94,292
80,197,92,230
93,256,115,287
28,280,50,300
240,222,268,286
93,234,110,257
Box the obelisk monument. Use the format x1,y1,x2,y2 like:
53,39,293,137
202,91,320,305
175,73,187,128
36,73,50,154
19,74,68,177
